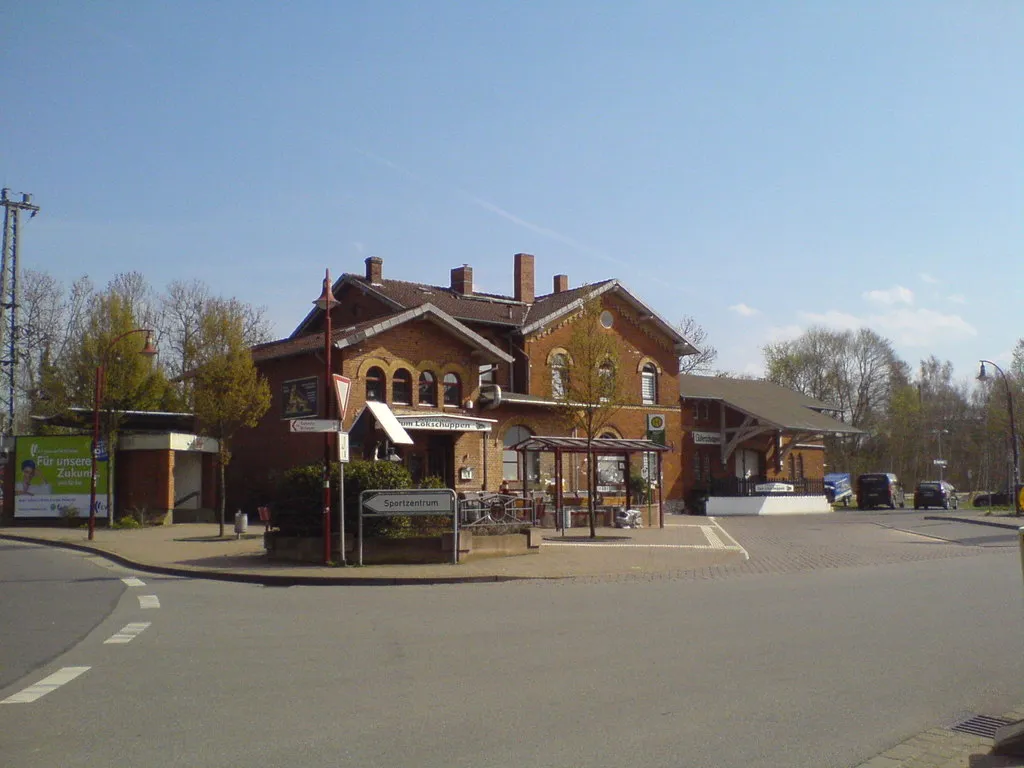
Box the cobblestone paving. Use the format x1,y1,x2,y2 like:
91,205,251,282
551,515,1012,586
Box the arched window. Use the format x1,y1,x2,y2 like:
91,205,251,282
418,371,437,406
392,368,412,405
598,361,615,402
641,363,657,405
503,425,539,484
443,372,461,407
365,366,386,402
551,353,568,399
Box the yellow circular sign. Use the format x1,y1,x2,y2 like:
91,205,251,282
649,415,665,429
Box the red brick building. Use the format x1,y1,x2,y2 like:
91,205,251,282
229,253,697,511
678,374,860,514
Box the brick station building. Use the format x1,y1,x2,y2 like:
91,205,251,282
228,253,697,513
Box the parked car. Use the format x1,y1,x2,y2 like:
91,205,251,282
824,472,853,506
913,480,957,510
857,472,906,510
973,490,1011,508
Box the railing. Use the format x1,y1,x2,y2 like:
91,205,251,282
458,492,542,530
704,477,826,498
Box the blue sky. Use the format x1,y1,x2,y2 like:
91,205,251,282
3,2,1021,381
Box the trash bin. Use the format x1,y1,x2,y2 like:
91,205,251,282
234,509,248,538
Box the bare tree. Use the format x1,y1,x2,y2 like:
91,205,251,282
553,297,627,538
17,271,94,424
158,280,272,407
676,315,718,375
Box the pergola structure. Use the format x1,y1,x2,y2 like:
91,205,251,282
509,436,671,528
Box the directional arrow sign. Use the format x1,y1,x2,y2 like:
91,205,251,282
361,489,455,516
289,419,342,433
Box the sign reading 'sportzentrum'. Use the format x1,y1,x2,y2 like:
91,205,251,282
14,436,109,519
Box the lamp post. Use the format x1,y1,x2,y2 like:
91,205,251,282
930,428,949,482
314,270,338,565
978,360,1020,515
89,329,157,540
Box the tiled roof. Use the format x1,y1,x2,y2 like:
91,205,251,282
288,269,696,354
678,374,862,434
347,274,610,328
255,305,514,364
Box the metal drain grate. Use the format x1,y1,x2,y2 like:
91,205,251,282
948,714,1015,739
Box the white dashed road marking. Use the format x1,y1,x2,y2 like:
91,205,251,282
104,622,152,644
138,595,160,609
121,577,146,587
701,526,725,549
1,667,90,704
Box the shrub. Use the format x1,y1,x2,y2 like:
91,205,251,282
271,460,413,537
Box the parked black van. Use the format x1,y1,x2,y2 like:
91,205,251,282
857,473,906,510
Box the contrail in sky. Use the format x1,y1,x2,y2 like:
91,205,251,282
352,146,627,268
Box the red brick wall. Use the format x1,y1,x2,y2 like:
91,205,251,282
117,450,173,518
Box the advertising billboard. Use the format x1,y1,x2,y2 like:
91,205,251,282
14,436,108,519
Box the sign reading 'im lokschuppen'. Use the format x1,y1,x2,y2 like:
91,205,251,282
397,415,491,432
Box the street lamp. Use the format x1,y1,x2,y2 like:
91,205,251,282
978,360,1020,515
314,270,338,565
89,329,158,540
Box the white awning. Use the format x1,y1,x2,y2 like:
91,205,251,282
363,401,414,445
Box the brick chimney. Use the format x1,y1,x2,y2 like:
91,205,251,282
514,253,535,303
365,256,382,285
553,274,569,294
450,264,473,295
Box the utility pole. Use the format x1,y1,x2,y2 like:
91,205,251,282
0,189,40,436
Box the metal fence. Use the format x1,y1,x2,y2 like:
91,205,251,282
458,492,542,530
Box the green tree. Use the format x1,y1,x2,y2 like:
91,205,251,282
552,297,626,538
190,299,271,536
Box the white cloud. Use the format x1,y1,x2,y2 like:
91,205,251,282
798,310,864,330
947,294,966,305
871,308,977,347
765,324,804,343
742,361,765,377
863,285,914,305
919,272,939,284
796,306,976,347
729,303,759,317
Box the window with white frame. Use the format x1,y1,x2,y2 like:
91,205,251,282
392,368,412,405
551,353,568,399
502,425,538,483
641,363,657,405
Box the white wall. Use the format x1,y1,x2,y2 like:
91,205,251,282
707,495,833,516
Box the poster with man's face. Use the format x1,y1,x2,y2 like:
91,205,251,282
14,436,108,518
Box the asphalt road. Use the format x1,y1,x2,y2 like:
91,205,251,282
1,517,1023,768
0,541,125,690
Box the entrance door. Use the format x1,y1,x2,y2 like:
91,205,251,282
427,434,454,488
735,449,760,481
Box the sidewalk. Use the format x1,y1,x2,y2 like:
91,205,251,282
0,518,744,585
